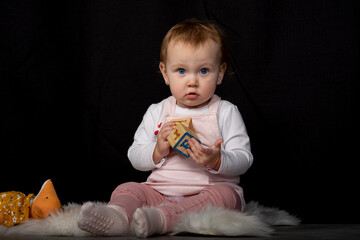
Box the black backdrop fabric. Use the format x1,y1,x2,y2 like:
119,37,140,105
1,0,359,223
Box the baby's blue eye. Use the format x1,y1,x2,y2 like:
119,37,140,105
200,68,208,74
178,68,186,74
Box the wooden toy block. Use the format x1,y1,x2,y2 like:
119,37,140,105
170,118,194,131
167,120,201,158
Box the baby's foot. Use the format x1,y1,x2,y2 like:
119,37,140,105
77,202,129,236
132,207,166,238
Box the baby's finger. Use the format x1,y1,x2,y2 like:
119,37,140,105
191,138,202,147
190,138,205,154
159,122,175,133
188,138,201,157
164,121,176,128
186,148,195,159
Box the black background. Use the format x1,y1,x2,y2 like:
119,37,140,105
1,0,359,223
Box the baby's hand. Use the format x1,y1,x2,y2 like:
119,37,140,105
187,138,223,170
153,122,176,164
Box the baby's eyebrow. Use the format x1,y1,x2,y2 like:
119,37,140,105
170,63,187,69
197,63,216,68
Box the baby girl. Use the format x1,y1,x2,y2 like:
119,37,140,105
77,18,253,238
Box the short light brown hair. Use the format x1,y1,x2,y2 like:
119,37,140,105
160,19,228,65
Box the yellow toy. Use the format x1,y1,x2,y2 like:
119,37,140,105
0,179,61,227
167,118,201,158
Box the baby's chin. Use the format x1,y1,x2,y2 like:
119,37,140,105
176,99,210,109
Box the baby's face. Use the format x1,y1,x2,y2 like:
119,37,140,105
160,40,226,109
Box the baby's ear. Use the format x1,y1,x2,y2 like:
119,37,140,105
217,63,227,85
159,62,169,85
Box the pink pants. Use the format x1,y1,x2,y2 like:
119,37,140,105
107,182,243,233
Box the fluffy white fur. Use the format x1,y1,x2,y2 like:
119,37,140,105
172,202,300,237
172,206,274,237
0,201,299,237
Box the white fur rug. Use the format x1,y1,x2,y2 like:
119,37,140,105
0,201,299,237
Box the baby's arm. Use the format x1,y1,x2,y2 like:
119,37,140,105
128,103,165,171
216,102,253,176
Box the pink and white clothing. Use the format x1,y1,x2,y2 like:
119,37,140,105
108,95,253,233
127,95,253,205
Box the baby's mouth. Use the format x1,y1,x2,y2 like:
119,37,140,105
186,92,198,99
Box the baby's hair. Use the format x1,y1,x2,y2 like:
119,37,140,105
160,19,229,66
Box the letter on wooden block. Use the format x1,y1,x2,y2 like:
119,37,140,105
167,119,201,158
170,118,194,131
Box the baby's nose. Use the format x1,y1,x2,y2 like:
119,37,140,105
187,75,199,87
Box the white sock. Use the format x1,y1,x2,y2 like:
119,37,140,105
132,207,166,238
77,202,129,236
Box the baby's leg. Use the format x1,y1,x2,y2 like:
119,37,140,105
78,182,166,236
107,182,166,221
133,184,242,237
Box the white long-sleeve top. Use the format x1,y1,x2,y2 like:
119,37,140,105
128,96,253,184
